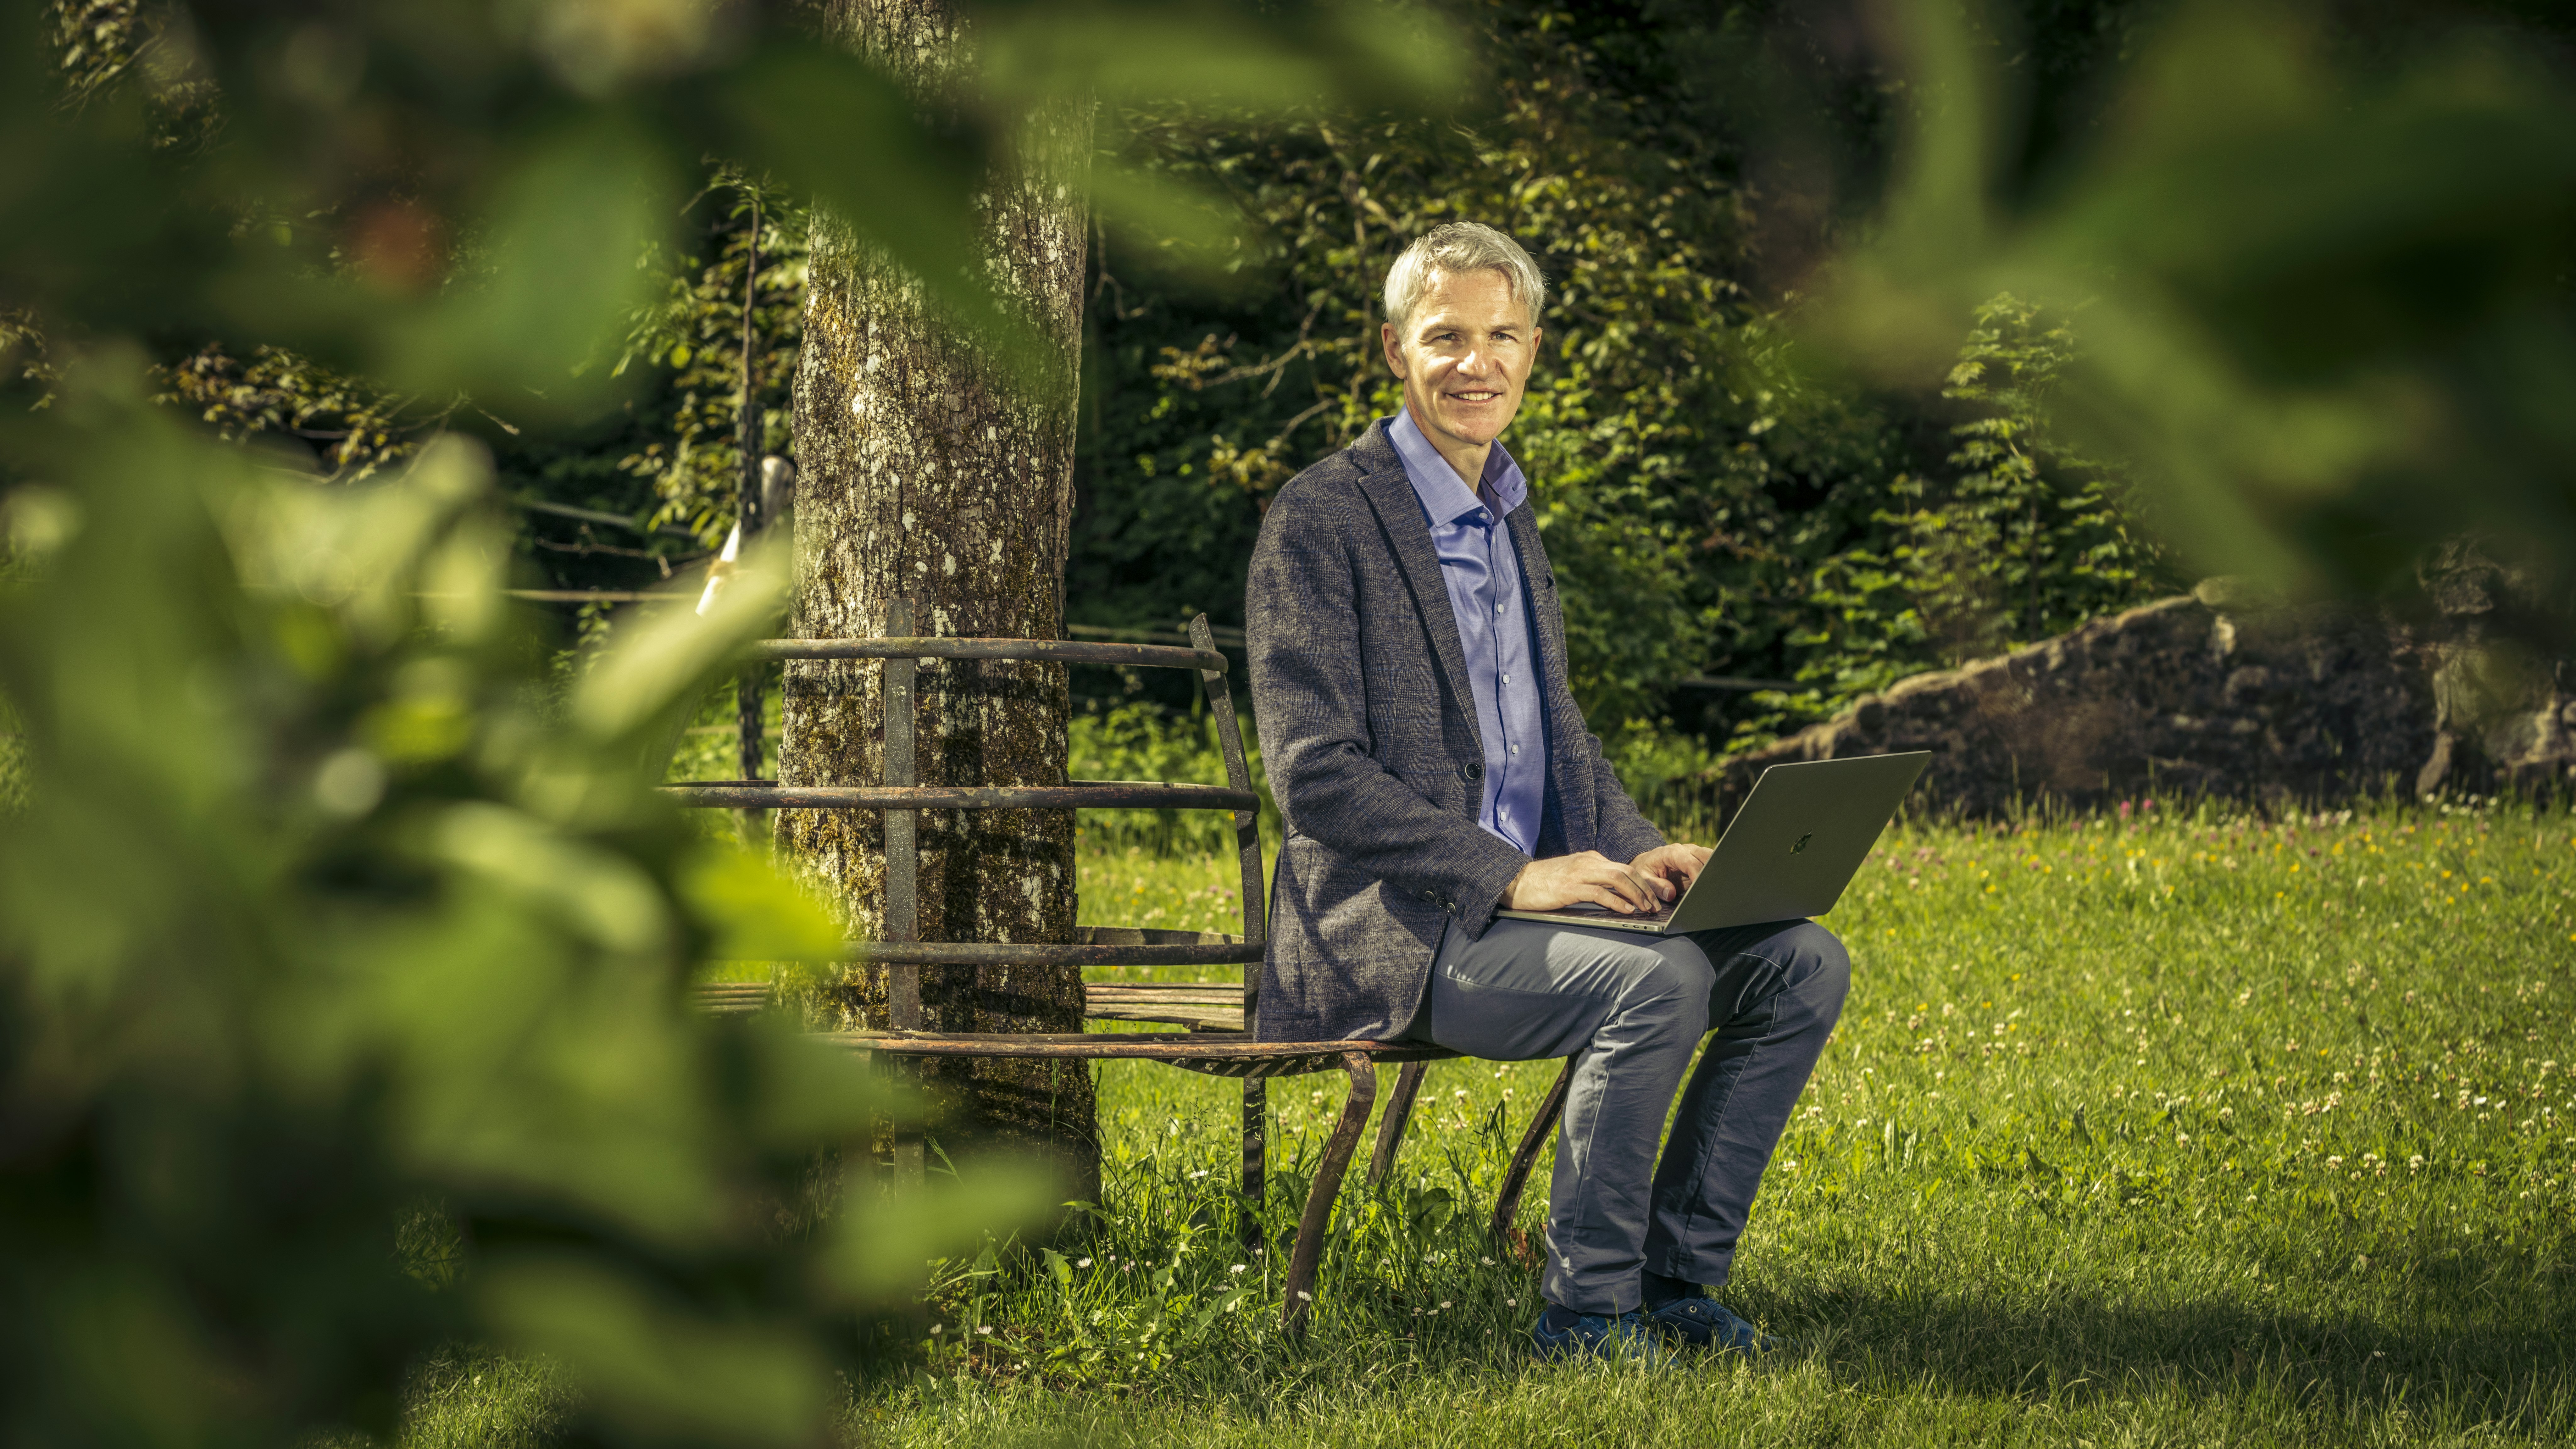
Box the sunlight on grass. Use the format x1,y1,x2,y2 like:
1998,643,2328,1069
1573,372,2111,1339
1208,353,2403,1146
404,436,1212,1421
1078,836,1250,938
870,797,2576,1446
414,796,2576,1446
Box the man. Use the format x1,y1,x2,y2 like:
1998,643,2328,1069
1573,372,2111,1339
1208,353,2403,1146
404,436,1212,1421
1245,222,1849,1361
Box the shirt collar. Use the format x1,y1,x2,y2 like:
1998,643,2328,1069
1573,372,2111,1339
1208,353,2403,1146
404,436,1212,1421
1387,409,1527,527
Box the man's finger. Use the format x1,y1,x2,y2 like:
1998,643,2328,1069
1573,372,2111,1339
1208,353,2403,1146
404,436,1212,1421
1662,847,1709,888
1602,868,1652,911
1584,883,1635,914
1602,867,1653,911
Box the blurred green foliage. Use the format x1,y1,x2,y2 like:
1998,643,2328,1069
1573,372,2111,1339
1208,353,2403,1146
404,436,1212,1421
0,1,1460,1442
1822,0,2576,638
0,372,1035,1447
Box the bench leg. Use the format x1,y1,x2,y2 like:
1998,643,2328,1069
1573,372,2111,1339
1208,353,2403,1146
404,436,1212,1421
1239,1076,1267,1251
1487,1054,1575,1243
871,1047,928,1189
1367,1060,1429,1185
1280,1049,1378,1338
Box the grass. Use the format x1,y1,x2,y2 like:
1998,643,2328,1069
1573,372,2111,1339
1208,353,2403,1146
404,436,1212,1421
836,797,2576,1446
557,697,2576,1443
590,696,2576,1433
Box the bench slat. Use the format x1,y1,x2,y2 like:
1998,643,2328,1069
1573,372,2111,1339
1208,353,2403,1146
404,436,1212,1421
1084,1008,1244,1030
690,956,1255,1030
661,780,1255,813
821,1030,1454,1080
747,636,1226,673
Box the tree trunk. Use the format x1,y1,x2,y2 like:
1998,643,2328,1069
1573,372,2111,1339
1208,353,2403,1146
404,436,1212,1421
782,0,1095,1197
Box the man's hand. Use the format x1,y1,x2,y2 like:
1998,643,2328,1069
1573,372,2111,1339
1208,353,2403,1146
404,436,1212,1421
1631,842,1712,901
1503,850,1668,915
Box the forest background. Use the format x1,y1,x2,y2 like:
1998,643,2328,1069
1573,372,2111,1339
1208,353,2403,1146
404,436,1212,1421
103,0,2576,755
110,0,2178,753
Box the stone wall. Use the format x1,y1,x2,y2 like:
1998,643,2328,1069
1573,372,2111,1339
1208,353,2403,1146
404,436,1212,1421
1715,577,2576,820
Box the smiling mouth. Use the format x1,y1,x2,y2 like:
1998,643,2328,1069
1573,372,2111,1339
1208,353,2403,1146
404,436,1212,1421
1448,390,1502,402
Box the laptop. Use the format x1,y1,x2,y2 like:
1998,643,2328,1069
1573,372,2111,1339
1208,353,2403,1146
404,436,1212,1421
1496,752,1932,933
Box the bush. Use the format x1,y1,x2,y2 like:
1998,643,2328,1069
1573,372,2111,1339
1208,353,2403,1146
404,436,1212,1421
0,387,1039,1447
1072,703,1276,857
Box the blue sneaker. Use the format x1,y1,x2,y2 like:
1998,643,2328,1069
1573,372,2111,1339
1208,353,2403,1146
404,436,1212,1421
1644,1293,1781,1355
1529,1305,1671,1366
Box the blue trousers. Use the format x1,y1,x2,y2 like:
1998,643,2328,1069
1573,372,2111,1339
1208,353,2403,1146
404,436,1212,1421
1413,917,1850,1314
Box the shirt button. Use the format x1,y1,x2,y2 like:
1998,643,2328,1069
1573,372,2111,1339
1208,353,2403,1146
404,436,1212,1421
1510,745,1519,755
1501,674,1510,685
1496,604,1506,615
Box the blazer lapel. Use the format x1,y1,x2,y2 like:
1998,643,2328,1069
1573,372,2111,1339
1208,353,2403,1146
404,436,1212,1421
1350,421,1485,757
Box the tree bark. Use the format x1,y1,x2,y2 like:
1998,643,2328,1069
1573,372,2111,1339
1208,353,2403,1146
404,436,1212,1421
783,0,1095,1197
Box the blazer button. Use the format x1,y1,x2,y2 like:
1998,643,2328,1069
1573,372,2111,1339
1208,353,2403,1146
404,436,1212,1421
1463,760,1485,781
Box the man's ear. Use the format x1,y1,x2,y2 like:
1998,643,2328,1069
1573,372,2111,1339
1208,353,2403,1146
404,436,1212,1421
1380,321,1406,379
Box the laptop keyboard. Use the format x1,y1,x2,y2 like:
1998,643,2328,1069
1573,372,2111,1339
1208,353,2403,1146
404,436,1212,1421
1551,902,1675,925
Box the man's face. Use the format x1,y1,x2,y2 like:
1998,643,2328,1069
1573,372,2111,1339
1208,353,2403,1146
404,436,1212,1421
1381,268,1540,457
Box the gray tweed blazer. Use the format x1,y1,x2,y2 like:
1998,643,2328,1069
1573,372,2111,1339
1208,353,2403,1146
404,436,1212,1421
1246,419,1665,1043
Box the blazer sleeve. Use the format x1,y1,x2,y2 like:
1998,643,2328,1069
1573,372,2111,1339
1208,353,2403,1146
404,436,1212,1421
1247,480,1532,934
1581,727,1667,862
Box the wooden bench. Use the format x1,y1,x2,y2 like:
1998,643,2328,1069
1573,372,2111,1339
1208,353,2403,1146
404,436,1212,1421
667,608,1572,1335
689,929,1255,1032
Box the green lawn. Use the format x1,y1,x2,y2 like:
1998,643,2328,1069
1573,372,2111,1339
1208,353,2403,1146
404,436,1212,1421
427,799,2576,1446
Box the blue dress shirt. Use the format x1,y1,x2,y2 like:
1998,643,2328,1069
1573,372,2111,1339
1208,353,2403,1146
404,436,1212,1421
1386,410,1546,855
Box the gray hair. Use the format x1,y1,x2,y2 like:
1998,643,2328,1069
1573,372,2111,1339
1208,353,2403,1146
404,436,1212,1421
1381,222,1546,335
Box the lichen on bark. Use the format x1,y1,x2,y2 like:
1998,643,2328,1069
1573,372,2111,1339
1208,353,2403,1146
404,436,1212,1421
782,0,1096,1197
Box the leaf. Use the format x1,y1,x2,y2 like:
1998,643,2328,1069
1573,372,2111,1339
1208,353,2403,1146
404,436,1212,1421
571,533,786,745
477,1256,830,1449
676,841,845,965
820,1168,1054,1303
379,119,678,409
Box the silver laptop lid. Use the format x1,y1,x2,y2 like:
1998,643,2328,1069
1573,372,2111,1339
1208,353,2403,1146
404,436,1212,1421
1664,752,1932,931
